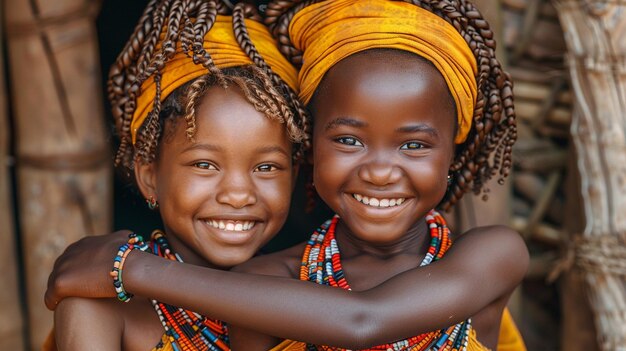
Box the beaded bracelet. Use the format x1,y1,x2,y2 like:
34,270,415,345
110,233,149,302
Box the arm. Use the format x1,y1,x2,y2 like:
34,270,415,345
47,226,528,349
128,225,527,348
45,230,132,307
54,298,122,351
227,250,300,351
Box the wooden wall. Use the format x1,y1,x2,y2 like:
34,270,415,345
3,0,112,348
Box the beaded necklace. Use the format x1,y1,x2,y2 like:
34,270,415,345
300,210,471,351
149,230,230,351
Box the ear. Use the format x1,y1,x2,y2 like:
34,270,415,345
134,159,158,201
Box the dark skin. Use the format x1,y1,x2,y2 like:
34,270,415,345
47,51,528,350
53,85,296,351
228,50,523,349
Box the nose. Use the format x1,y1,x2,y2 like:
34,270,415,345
216,174,257,209
358,156,402,187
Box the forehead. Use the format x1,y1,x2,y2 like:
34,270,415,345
311,49,455,129
165,85,292,150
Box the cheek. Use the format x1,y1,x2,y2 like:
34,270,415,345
258,177,293,219
407,159,449,194
157,171,212,210
312,143,353,182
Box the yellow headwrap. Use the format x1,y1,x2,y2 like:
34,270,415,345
131,15,298,144
290,0,477,144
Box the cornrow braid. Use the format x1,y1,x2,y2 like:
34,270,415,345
265,0,516,210
109,0,310,181
232,2,311,161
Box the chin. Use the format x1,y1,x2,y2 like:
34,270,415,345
208,249,256,269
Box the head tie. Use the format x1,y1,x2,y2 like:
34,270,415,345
290,0,477,143
132,15,298,143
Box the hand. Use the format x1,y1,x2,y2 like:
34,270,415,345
45,230,133,310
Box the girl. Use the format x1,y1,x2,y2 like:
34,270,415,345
47,0,528,350
48,1,309,350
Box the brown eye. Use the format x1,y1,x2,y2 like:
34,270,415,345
401,142,424,150
335,136,363,146
255,164,278,172
194,162,217,170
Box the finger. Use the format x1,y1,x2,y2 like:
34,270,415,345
44,285,60,311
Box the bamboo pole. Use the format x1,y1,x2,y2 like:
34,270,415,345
4,0,112,349
0,5,26,351
551,1,626,349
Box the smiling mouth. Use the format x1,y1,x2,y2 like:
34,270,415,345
352,193,406,208
205,220,256,232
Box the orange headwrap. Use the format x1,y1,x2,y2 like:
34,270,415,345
131,15,298,143
290,0,477,144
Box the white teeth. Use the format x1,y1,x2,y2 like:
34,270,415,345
207,220,256,232
352,194,406,208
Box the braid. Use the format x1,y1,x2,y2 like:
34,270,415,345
266,0,319,66
233,2,311,161
266,0,516,210
108,0,230,173
109,0,310,181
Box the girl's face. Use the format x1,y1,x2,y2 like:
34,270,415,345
310,50,456,245
136,85,295,268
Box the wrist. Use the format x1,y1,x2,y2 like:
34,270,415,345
110,233,149,302
122,249,150,295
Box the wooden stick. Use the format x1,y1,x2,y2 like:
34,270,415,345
4,0,111,347
522,171,562,239
502,0,560,18
511,216,562,247
0,3,26,350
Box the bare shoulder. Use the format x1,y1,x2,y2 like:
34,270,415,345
456,225,527,257
231,242,307,279
453,225,529,290
55,297,164,351
54,297,124,350
56,297,123,325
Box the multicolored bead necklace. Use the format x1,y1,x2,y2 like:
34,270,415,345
300,210,471,351
150,230,230,351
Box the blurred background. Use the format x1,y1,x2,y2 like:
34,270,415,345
1,0,625,350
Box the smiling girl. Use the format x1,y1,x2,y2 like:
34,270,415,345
47,1,309,350
46,1,527,350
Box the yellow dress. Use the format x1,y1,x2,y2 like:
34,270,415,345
269,308,526,351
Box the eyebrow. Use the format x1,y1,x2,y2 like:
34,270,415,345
181,143,223,153
182,144,290,158
255,145,291,158
325,117,368,131
396,124,439,138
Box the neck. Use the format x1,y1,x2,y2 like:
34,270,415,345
334,218,431,260
161,228,224,270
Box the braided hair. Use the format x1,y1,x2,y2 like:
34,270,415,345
108,0,310,178
265,0,516,211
